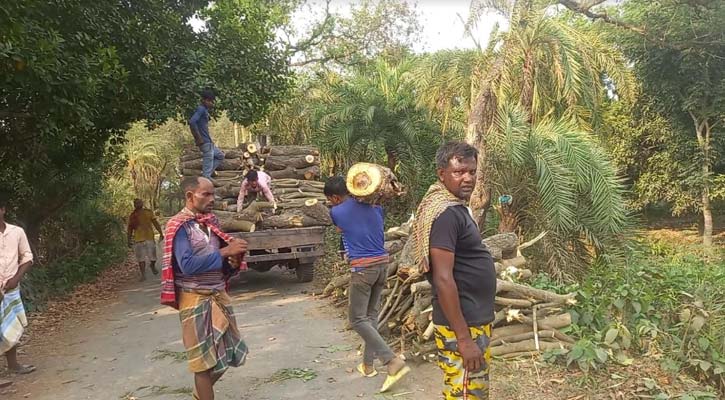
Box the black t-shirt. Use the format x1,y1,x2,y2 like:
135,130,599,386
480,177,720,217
427,205,497,326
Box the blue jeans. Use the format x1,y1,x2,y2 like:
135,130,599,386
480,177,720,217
199,142,224,178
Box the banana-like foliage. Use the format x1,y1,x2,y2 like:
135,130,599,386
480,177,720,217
309,59,441,193
488,103,629,278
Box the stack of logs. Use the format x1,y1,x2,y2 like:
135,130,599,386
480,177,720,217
322,222,577,359
178,144,329,233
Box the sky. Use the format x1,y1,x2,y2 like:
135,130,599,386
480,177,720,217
191,1,506,53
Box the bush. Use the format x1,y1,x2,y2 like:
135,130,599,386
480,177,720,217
537,237,724,392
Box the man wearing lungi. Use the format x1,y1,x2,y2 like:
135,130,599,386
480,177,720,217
411,142,497,400
0,197,36,386
160,177,249,400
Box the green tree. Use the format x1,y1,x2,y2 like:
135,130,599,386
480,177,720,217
310,59,441,196
557,0,725,250
0,0,290,243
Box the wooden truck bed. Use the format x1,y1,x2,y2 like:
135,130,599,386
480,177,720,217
229,226,326,264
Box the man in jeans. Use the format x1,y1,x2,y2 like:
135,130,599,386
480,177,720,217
325,176,409,392
189,89,224,178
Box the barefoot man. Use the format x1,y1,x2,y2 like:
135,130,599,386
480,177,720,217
0,196,36,387
160,176,249,400
127,198,164,281
324,176,410,392
411,142,497,400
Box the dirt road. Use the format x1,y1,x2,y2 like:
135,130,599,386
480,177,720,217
4,269,441,400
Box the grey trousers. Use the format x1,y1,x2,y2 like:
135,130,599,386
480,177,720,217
348,264,396,365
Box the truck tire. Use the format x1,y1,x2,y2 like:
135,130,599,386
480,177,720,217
295,263,314,283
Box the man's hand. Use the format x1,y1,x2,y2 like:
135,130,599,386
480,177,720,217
4,276,20,291
457,336,483,372
220,238,248,258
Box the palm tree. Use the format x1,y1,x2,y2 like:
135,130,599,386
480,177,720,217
309,59,441,193
411,0,632,275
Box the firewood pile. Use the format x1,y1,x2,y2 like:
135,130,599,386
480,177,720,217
178,144,328,233
322,222,576,359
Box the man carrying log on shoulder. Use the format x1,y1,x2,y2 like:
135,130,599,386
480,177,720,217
236,170,276,212
324,176,410,393
411,141,497,400
161,176,249,400
189,89,224,178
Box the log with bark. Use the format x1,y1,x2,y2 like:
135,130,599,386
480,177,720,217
268,145,320,157
257,209,330,230
264,154,319,171
267,165,320,180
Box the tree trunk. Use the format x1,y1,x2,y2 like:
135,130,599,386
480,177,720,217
268,145,320,156
466,58,502,229
691,113,714,250
346,162,404,204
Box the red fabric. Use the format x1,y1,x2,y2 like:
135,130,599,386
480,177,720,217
160,209,247,309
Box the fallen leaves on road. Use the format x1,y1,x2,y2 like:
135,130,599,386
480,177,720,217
266,368,318,383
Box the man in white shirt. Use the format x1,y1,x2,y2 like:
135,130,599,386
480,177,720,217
0,197,36,386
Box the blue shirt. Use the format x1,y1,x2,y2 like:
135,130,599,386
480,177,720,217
330,198,386,261
189,105,211,144
173,224,222,275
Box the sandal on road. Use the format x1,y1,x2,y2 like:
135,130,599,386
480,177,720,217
356,363,378,378
10,365,36,375
379,365,410,392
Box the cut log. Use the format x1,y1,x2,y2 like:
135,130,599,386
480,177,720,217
495,297,533,308
346,163,404,204
268,145,320,156
490,339,569,356
491,313,571,340
490,330,561,347
323,274,351,296
181,158,243,171
264,155,319,170
257,209,330,229
496,280,576,304
384,229,409,241
482,232,518,260
219,219,255,232
384,240,404,255
245,143,258,154
267,165,320,180
180,148,245,161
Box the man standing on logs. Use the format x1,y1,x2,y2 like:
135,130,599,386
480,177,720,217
189,89,225,178
324,176,410,392
236,170,276,212
411,141,496,400
161,176,249,400
127,198,164,281
0,196,36,388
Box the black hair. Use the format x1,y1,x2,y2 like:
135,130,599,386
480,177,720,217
201,88,215,101
0,195,6,209
246,170,259,182
435,141,478,169
181,176,203,193
324,176,349,197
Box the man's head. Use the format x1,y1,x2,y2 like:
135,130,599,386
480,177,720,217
246,170,259,190
435,141,478,200
182,176,215,214
324,176,349,206
133,198,143,210
201,88,215,109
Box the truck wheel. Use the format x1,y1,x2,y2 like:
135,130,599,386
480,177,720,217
295,263,314,283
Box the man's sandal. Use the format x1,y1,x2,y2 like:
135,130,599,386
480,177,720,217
10,365,35,375
379,365,410,392
356,363,378,378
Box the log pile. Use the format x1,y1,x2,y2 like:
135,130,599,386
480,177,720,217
322,222,576,359
178,144,329,233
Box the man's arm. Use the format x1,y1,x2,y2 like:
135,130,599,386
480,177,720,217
188,107,204,145
4,230,34,290
151,215,164,239
237,181,248,212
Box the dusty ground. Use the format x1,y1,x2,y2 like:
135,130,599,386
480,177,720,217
0,259,714,400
